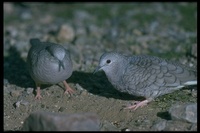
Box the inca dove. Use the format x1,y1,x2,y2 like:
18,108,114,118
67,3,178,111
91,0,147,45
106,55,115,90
27,38,74,99
94,52,197,110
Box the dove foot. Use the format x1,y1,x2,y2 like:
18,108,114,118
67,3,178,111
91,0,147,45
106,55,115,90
124,99,149,111
35,86,42,100
63,81,75,96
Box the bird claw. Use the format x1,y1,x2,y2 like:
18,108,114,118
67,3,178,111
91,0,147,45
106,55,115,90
124,100,149,111
64,87,76,96
63,81,76,96
35,87,42,100
35,94,42,100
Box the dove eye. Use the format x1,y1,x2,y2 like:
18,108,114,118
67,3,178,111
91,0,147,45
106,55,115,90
106,59,111,64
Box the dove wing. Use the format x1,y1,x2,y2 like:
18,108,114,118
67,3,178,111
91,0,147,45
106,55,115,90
122,55,196,98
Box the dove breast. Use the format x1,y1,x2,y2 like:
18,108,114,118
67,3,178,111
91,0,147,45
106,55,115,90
27,39,73,85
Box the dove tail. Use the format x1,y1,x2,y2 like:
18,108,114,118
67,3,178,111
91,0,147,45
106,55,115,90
30,38,41,46
183,81,197,86
58,60,65,71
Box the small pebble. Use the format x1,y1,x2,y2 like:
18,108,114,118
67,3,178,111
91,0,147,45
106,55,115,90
15,101,21,108
75,83,84,91
26,88,34,95
4,79,9,86
81,90,88,96
58,107,65,112
10,90,21,97
21,101,29,106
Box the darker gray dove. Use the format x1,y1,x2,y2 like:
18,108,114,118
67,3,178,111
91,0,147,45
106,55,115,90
94,52,197,110
27,38,74,99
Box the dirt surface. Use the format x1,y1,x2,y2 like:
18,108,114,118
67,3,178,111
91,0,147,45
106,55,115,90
4,3,197,131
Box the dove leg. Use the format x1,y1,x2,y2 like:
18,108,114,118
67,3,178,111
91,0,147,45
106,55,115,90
124,99,149,111
63,81,75,95
35,83,42,100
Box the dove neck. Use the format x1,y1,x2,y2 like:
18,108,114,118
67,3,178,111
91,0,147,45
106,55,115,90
105,56,128,83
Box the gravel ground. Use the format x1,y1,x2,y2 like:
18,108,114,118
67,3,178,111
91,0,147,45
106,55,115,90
4,2,197,131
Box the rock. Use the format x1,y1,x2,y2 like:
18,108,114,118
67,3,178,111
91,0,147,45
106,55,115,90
4,86,11,95
151,119,167,131
10,90,21,97
151,119,194,131
15,101,21,108
169,103,197,124
4,78,9,86
163,120,193,131
21,111,100,131
39,15,53,24
26,88,34,95
191,44,197,57
4,3,14,14
57,24,75,42
58,107,65,112
190,123,197,131
100,120,120,131
21,100,29,106
21,11,32,20
191,87,197,97
75,83,84,91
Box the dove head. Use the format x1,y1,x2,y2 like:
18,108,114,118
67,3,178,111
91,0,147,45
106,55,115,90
94,52,127,75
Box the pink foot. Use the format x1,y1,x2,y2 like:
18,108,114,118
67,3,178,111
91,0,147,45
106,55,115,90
35,86,42,100
63,81,75,96
124,100,149,111
35,93,42,100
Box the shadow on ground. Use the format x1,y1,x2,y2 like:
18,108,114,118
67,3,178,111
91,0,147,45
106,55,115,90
157,111,172,120
67,70,145,101
4,46,34,88
3,46,144,101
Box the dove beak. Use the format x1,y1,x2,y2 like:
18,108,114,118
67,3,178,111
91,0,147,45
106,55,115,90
93,66,102,74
